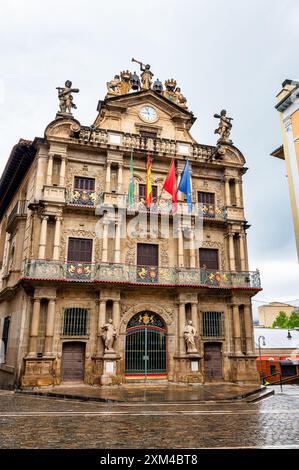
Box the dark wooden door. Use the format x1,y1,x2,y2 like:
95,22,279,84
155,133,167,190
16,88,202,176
199,248,219,270
61,342,85,382
204,343,222,381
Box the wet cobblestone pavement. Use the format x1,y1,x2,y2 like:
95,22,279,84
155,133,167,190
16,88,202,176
0,385,298,449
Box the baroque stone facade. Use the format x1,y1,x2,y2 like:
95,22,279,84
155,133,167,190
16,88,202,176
0,68,261,389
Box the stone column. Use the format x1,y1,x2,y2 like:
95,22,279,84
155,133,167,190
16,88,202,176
225,177,231,206
189,228,196,268
53,216,62,260
102,221,109,262
106,162,111,192
46,154,53,185
28,298,41,356
117,163,123,193
228,233,235,271
244,304,254,354
191,302,199,335
239,233,246,271
235,178,242,207
113,300,120,333
38,216,49,259
59,156,66,187
98,300,106,331
114,220,121,263
178,302,186,354
178,224,184,267
44,299,56,355
233,304,241,355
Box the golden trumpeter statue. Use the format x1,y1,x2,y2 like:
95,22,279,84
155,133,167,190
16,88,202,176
132,58,153,90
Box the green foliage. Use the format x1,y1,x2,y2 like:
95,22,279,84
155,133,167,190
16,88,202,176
272,310,299,329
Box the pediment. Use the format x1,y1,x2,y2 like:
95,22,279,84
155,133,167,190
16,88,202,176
44,117,81,141
94,90,196,141
218,144,246,165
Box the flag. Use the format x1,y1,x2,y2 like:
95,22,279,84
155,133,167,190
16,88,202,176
128,150,134,205
163,160,178,213
146,154,153,208
178,159,192,213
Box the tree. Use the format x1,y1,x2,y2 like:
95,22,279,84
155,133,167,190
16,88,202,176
272,311,288,328
287,312,299,329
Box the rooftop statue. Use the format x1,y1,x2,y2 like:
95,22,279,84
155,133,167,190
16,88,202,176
106,75,121,95
132,58,153,90
56,80,79,115
214,109,233,143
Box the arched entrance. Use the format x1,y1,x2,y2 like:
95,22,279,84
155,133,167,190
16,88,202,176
125,311,167,379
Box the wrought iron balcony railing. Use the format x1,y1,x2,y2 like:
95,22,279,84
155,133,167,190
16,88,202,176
66,189,100,207
23,260,261,289
7,200,27,231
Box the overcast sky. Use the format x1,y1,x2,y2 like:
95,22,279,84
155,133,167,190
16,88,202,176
0,0,298,318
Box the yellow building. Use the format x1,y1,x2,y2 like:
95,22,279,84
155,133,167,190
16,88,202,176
258,301,297,328
273,79,299,260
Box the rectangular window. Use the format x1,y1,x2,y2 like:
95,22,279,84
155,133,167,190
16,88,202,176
198,192,215,205
1,316,11,359
202,312,224,338
67,238,92,263
137,243,159,266
63,308,88,336
139,184,158,203
74,177,95,191
199,248,219,270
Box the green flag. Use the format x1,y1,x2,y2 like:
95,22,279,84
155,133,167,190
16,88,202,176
128,150,134,205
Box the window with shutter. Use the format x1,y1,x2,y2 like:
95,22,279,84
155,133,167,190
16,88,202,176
139,184,158,202
198,192,215,205
199,248,219,270
74,177,95,191
67,238,93,263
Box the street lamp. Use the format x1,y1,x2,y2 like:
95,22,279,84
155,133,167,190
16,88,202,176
258,335,266,381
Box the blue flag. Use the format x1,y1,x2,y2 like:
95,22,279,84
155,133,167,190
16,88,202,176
178,159,192,213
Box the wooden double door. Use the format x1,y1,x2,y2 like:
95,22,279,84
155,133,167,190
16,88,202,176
61,342,85,382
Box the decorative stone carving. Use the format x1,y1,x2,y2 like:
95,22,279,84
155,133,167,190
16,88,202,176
120,302,174,333
60,229,102,261
125,236,169,266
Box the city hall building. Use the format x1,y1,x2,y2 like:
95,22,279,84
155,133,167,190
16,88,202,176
0,64,261,389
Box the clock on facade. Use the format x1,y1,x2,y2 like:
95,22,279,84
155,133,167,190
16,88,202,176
139,106,158,122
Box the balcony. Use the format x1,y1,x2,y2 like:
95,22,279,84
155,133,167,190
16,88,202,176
23,260,261,290
42,186,66,204
6,200,27,232
78,127,216,160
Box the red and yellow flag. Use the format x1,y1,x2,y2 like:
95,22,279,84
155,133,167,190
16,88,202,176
146,154,153,208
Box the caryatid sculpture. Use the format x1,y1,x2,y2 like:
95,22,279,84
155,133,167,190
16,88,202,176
214,109,233,143
101,318,117,352
183,320,198,354
132,58,153,90
56,80,79,115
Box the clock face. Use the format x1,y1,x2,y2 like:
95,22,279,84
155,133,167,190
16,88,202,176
139,106,158,122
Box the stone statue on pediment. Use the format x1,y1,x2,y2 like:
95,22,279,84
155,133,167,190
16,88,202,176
56,80,79,115
106,75,121,95
214,109,233,143
132,58,153,90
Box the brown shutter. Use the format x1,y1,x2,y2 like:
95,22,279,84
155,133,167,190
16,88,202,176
198,192,215,205
67,238,92,263
137,244,158,266
199,249,219,270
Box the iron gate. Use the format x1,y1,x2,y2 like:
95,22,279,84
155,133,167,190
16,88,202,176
125,312,167,377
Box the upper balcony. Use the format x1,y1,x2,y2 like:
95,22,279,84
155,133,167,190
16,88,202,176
23,260,261,291
6,200,28,233
78,127,216,161
65,190,227,222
